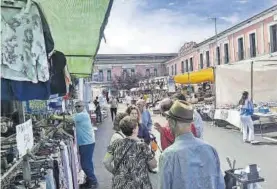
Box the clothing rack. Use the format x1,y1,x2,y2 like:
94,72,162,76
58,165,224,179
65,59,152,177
1,0,27,9
1,121,64,186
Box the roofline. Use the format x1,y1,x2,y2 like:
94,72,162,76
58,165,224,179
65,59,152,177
96,53,178,57
197,5,277,47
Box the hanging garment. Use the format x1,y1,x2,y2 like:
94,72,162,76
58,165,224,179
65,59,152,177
1,3,49,83
60,142,74,189
33,1,54,54
1,78,50,101
49,51,67,96
68,139,79,189
64,65,72,94
56,155,67,189
45,169,57,189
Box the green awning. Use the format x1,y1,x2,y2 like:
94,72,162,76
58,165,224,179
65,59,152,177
36,0,113,76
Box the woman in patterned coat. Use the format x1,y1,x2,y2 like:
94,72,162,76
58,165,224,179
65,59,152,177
103,116,157,189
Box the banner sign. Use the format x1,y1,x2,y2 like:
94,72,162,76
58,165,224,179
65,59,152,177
24,100,47,114
16,119,34,157
168,77,176,93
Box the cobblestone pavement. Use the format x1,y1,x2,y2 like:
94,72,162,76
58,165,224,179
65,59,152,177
93,104,277,189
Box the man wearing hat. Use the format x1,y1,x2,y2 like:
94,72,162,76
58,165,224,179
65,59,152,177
158,100,225,189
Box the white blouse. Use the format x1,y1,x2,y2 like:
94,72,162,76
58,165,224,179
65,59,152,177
1,3,49,83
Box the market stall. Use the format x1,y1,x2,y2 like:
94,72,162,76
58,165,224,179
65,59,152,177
1,0,114,188
214,60,277,131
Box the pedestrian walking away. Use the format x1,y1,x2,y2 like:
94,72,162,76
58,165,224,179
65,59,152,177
94,96,102,123
110,96,118,121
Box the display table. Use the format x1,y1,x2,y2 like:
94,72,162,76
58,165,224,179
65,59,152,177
254,113,277,137
214,109,277,134
214,109,242,129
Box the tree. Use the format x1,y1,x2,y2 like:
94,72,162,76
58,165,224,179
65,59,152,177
112,72,144,90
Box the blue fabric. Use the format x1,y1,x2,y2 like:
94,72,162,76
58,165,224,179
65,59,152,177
74,111,95,146
45,169,56,189
79,143,98,184
1,78,14,100
159,132,225,189
138,124,151,144
1,78,50,101
240,99,254,116
141,110,153,131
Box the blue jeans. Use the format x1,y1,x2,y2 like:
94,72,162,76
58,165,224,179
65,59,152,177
79,143,98,184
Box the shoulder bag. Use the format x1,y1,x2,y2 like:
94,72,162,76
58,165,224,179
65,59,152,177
113,142,135,174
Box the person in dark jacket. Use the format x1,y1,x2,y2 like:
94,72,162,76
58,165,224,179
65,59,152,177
126,105,151,144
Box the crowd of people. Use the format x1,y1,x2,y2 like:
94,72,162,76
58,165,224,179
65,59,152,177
100,93,225,189
55,89,258,189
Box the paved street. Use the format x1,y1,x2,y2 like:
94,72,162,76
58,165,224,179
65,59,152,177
93,104,277,189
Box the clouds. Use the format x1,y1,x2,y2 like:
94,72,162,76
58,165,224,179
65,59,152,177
98,0,276,54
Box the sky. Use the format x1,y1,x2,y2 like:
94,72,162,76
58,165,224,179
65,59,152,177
98,0,277,54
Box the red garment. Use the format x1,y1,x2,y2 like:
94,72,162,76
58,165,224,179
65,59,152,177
191,122,197,137
160,123,174,150
160,122,197,151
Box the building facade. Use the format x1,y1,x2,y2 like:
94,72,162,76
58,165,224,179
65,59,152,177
92,53,177,86
166,5,277,76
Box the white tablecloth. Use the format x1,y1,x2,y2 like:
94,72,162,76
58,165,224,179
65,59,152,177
214,109,242,129
214,109,277,129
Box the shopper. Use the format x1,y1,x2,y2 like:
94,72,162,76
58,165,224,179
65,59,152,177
94,96,102,123
73,101,98,189
103,116,157,189
110,96,118,121
159,100,225,189
109,112,128,145
126,105,151,144
239,91,255,143
136,99,153,131
52,101,98,188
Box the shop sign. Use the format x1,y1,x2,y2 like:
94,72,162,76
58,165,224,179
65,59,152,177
16,119,34,157
168,77,176,93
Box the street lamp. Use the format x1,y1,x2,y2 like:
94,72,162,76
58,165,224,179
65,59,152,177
209,17,218,66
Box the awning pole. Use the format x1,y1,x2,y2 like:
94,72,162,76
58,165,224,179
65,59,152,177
213,66,217,109
250,61,254,101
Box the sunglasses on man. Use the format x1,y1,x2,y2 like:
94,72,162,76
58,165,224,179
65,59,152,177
75,105,83,108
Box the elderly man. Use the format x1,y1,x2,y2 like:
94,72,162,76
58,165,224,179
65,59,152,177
136,99,153,131
74,101,98,189
159,100,225,189
52,101,98,189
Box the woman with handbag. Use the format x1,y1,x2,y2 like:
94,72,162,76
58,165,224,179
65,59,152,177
103,116,157,189
239,91,255,144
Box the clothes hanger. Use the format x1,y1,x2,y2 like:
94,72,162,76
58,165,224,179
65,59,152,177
23,0,31,13
1,0,26,10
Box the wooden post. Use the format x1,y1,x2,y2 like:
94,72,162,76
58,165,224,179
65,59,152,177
250,61,254,101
